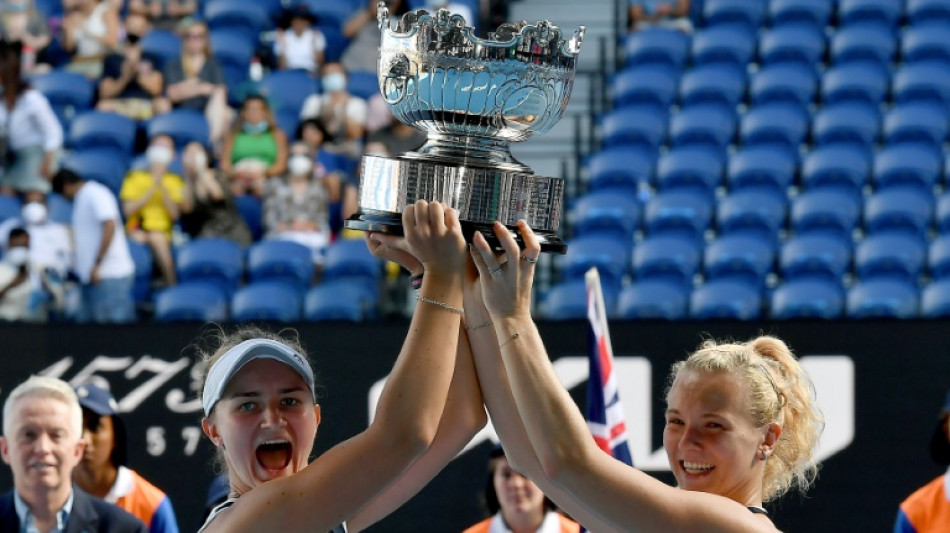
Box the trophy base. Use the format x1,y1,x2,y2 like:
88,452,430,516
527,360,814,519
345,210,567,254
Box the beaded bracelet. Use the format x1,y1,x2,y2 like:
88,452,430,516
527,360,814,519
465,320,493,332
410,273,424,290
416,295,464,315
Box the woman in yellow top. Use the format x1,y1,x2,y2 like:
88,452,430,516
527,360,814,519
119,134,185,286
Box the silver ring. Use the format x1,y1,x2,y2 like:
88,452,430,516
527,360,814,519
522,254,538,264
490,266,504,278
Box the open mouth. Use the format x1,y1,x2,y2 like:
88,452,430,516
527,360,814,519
256,440,293,472
680,460,715,476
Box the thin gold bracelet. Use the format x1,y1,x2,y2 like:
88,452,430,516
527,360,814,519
465,320,493,332
416,295,464,315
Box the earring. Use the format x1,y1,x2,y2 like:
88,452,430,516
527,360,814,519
760,449,770,461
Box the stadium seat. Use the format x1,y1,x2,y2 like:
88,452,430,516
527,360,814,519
716,188,788,238
210,29,255,99
810,102,880,153
127,239,153,305
901,23,950,67
30,70,95,129
140,29,181,70
872,143,943,191
322,238,383,283
587,147,655,194
882,103,948,153
921,279,950,318
937,192,950,233
275,109,300,141
632,234,702,286
780,233,852,280
771,277,845,319
623,27,691,69
318,24,350,63
749,63,817,110
655,146,725,195
347,70,379,100
758,24,826,68
669,103,736,151
68,111,136,158
830,23,896,70
847,278,919,318
928,235,950,279
246,240,315,289
855,233,927,282
726,146,797,192
801,144,871,191
864,186,934,236
908,0,950,26
790,188,862,238
570,191,641,240
233,194,263,241
147,110,210,149
703,0,766,30
643,189,714,239
301,0,354,27
59,149,128,195
690,278,762,320
47,194,72,225
691,26,757,68
820,62,889,107
838,0,903,28
540,278,618,320
611,66,678,110
678,64,746,109
304,280,376,322
739,104,809,154
561,234,631,285
175,238,244,295
892,61,950,113
768,0,833,29
204,0,269,44
231,281,302,322
704,233,775,284
617,279,690,319
0,196,20,223
601,105,668,151
154,282,229,322
258,69,319,115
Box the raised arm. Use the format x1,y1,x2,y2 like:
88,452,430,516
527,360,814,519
469,221,777,533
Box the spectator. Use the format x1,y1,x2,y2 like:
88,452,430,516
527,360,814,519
61,0,120,79
155,18,230,148
263,142,331,263
52,167,136,323
300,63,367,160
425,0,474,26
97,13,163,121
274,5,325,75
341,0,406,74
297,118,344,218
628,0,693,33
119,134,184,287
221,94,288,197
462,445,581,533
894,390,950,532
127,0,197,32
0,190,74,279
0,375,148,533
368,120,427,159
73,382,180,533
0,39,63,196
0,0,52,76
0,227,34,321
178,141,252,246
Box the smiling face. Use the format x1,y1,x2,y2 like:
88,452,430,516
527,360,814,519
491,456,545,525
663,369,775,506
202,359,319,493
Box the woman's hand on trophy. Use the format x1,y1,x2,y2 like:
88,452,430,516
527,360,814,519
402,200,467,277
365,232,424,277
469,220,540,319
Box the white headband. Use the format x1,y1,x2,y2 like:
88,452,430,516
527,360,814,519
202,338,316,417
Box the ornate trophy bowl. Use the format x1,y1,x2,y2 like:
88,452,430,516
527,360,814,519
343,4,585,253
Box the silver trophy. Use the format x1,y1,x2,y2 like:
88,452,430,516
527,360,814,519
344,4,585,253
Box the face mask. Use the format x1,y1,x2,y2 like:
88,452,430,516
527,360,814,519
242,121,269,135
321,73,346,93
146,145,174,166
192,150,208,170
288,155,313,176
21,202,46,225
5,246,28,268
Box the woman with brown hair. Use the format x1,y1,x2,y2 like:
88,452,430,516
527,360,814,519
219,94,288,197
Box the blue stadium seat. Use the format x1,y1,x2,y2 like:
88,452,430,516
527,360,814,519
937,191,950,233
883,103,948,153
830,23,896,70
127,240,153,305
864,186,934,236
601,105,668,151
669,104,736,151
780,233,852,280
47,194,72,225
231,281,302,322
656,146,724,195
347,70,379,100
176,238,244,295
690,278,762,320
928,235,950,279
259,69,319,115
540,278,618,320
33,0,62,18
820,62,889,107
204,0,269,44
892,61,950,113
587,147,655,195
632,234,702,286
323,238,382,283
561,234,631,285
246,240,315,289
678,64,745,109
749,63,817,109
275,108,300,139
623,28,691,69
304,280,375,322
68,111,136,159
739,104,809,155
210,29,254,98
847,278,919,318
300,0,354,27
571,191,641,240
901,23,950,67
154,282,229,322
704,233,775,284
768,0,833,29
0,196,20,223
691,26,757,68
758,24,825,68
908,0,950,26
716,188,788,238
318,24,350,63
873,143,942,190
30,70,95,129
643,189,714,239
140,29,181,71
611,66,678,110
703,0,765,30
855,232,927,282
810,102,880,153
771,277,845,319
801,144,871,191
727,146,797,192
617,279,690,319
60,149,128,195
790,188,862,238
234,194,263,241
921,279,950,318
147,110,210,149
838,0,903,28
